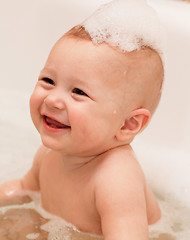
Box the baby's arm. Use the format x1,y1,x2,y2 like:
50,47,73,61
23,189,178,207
96,175,148,240
0,145,44,206
95,150,151,240
145,183,161,225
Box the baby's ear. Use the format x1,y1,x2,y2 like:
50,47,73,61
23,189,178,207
115,108,151,143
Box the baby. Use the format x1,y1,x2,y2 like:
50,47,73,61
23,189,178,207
0,0,164,239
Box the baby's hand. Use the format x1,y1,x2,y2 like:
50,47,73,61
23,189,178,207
0,179,31,207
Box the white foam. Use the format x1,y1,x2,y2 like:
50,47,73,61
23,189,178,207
1,189,190,240
25,191,103,240
82,0,165,56
26,233,40,239
26,190,190,240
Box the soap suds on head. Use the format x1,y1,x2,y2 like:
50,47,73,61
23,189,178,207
82,0,165,57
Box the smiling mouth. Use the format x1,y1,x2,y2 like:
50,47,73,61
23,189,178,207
43,116,70,129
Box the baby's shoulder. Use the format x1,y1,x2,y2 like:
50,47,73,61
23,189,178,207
94,145,145,185
93,145,146,209
98,145,141,169
33,145,54,167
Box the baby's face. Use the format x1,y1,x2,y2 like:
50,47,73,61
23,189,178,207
30,37,129,157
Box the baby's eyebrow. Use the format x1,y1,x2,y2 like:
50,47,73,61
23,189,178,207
39,67,56,77
73,76,96,90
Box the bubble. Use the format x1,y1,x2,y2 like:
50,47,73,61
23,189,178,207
26,233,40,239
0,189,190,239
82,0,165,59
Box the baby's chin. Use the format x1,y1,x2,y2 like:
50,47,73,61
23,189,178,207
40,137,67,153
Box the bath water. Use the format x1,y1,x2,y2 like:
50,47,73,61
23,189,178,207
0,187,189,240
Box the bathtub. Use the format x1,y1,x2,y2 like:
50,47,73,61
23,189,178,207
0,0,190,239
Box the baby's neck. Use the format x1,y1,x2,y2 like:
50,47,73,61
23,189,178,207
56,152,98,172
54,144,131,172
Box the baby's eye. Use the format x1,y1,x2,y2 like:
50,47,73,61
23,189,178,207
42,77,55,86
72,88,88,97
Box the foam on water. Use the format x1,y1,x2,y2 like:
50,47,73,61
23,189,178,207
21,191,103,240
36,190,190,240
0,189,190,240
82,0,165,57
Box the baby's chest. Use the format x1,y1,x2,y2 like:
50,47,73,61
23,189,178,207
39,163,101,233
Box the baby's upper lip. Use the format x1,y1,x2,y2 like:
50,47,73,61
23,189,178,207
43,114,70,128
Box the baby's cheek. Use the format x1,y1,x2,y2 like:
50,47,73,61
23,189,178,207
69,110,91,135
29,93,35,109
29,89,42,110
29,91,42,123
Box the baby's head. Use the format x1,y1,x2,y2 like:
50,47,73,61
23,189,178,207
30,0,164,155
62,25,164,142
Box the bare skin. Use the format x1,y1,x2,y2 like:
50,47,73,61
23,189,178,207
0,37,163,240
0,145,161,239
24,145,161,235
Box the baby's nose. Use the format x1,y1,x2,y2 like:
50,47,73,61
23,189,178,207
44,91,65,110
